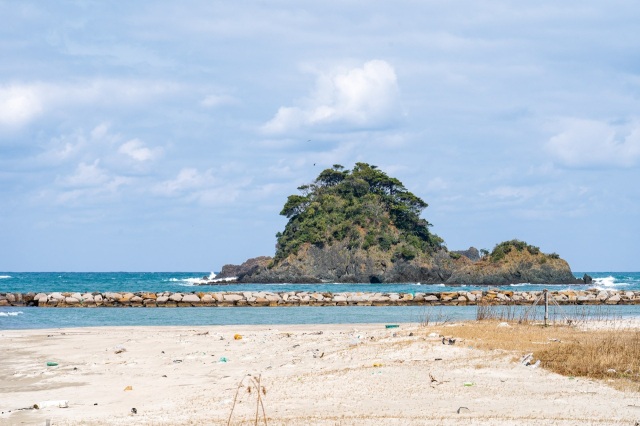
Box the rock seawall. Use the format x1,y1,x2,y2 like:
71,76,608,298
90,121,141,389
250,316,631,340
2,289,639,307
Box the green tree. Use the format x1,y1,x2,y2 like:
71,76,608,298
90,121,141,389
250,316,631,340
273,163,443,262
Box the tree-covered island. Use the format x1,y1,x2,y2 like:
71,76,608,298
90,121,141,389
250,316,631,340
215,163,582,285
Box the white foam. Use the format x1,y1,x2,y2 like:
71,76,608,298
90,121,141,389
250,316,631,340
210,276,238,283
593,276,616,287
169,272,218,286
510,283,527,287
0,311,23,317
0,275,11,279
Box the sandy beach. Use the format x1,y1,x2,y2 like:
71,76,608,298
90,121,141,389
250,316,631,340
2,322,639,425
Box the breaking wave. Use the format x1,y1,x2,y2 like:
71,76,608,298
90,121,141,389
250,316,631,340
0,311,23,317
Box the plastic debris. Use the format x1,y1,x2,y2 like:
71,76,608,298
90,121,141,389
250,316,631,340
219,357,228,363
520,353,534,365
124,385,133,391
457,407,471,414
46,362,58,367
463,382,475,387
234,334,242,340
385,324,399,329
34,400,68,409
131,408,137,414
373,363,383,367
114,346,126,354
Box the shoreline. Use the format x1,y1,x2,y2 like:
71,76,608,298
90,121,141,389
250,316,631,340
2,322,639,425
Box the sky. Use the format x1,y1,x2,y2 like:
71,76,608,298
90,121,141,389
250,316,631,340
1,1,639,272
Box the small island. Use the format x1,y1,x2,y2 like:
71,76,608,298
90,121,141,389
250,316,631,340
213,163,584,285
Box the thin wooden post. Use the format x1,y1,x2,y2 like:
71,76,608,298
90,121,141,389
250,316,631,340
544,289,549,326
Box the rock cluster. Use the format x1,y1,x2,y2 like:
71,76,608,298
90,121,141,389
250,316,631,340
214,246,582,285
1,289,639,307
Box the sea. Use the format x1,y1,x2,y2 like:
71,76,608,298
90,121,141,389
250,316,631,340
1,272,639,330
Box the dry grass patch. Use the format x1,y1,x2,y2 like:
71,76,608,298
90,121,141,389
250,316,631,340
429,321,640,391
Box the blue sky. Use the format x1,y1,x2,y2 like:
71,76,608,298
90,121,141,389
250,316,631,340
1,1,639,272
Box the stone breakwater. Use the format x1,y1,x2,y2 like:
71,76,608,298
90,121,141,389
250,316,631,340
1,289,640,307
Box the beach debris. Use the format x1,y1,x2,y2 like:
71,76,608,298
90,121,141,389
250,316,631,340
520,353,540,368
385,324,399,329
131,408,137,415
428,332,439,338
442,337,456,345
46,362,58,367
434,358,442,361
312,349,324,358
463,382,474,387
457,406,471,414
234,334,242,340
114,346,127,354
173,359,182,363
195,331,209,336
124,385,133,391
520,353,534,365
94,403,98,405
34,400,68,409
497,322,511,328
606,369,617,374
219,357,228,363
162,375,167,378
373,362,383,367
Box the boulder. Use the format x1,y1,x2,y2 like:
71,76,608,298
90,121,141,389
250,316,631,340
182,294,201,303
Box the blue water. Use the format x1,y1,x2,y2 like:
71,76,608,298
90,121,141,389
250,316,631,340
2,271,639,294
1,272,639,329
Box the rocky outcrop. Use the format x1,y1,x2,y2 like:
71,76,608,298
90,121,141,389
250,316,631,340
445,249,579,285
214,243,581,285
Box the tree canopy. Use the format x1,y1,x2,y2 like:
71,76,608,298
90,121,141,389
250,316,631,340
274,163,443,262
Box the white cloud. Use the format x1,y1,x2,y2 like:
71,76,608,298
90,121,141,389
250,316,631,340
154,168,212,196
153,168,247,205
262,60,401,134
0,84,44,128
52,159,131,204
118,138,162,162
546,118,640,168
0,80,178,131
60,160,110,188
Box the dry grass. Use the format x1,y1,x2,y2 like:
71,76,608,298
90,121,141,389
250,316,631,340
431,320,640,391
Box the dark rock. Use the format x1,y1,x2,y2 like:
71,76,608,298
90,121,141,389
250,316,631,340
451,247,480,262
217,242,579,285
583,273,593,284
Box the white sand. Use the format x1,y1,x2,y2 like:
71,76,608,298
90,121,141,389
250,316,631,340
1,323,639,425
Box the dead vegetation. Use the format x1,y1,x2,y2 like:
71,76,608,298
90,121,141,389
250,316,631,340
437,319,640,391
